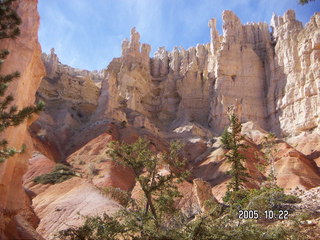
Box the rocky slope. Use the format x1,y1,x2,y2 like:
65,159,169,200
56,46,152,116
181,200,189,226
0,0,45,239
25,121,320,238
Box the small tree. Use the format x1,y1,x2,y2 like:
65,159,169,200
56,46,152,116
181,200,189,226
59,138,189,240
0,0,44,163
221,112,249,193
261,133,278,187
107,138,188,221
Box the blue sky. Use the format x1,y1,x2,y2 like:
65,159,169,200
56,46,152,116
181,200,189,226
38,0,319,71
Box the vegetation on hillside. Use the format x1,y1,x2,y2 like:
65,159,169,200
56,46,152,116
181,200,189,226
58,132,306,240
33,163,75,184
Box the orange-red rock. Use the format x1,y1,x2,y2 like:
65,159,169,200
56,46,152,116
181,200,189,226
0,0,45,237
67,131,136,191
272,142,320,191
23,153,56,196
287,132,320,168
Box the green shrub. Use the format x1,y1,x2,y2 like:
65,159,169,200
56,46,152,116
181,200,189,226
291,211,312,222
224,187,301,213
57,213,125,240
223,189,250,207
57,187,305,240
282,194,302,204
33,163,75,184
58,211,305,240
184,212,305,240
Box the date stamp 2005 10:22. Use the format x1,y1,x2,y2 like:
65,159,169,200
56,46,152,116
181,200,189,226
238,210,289,220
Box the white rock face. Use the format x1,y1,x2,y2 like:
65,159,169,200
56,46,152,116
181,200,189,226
92,10,319,138
209,10,271,133
93,26,212,135
268,11,320,136
41,49,101,105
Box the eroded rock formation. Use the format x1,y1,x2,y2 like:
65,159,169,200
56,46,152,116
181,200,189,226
85,10,320,139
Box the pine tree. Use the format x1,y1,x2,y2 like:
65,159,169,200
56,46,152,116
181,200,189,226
221,112,249,192
59,138,190,240
0,0,44,163
107,138,188,221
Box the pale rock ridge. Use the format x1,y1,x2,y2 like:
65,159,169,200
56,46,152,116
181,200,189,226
42,48,104,85
94,28,211,135
0,0,45,238
40,49,101,104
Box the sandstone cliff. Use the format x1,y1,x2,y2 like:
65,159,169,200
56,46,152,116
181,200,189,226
0,0,45,239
